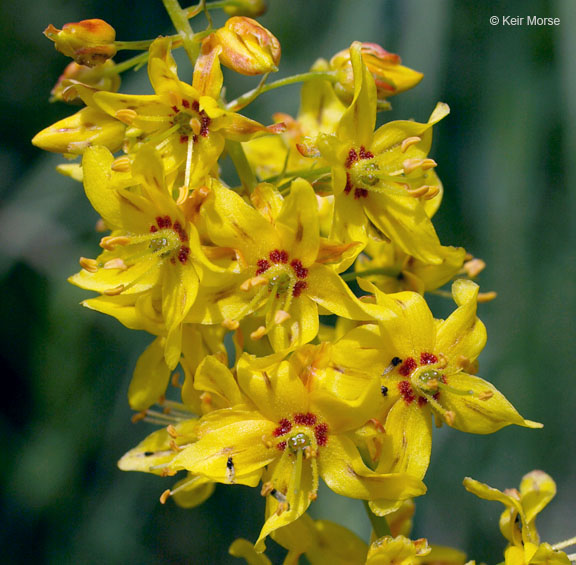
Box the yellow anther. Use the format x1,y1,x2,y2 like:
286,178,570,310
176,185,188,206
189,117,201,136
103,284,125,296
222,319,240,331
169,440,183,452
250,325,267,341
403,158,437,174
478,291,498,303
260,481,275,497
308,492,318,501
444,411,456,426
115,108,138,125
95,218,107,232
167,424,178,438
276,502,289,516
478,390,494,401
240,275,268,291
131,410,147,423
79,257,98,273
103,258,128,270
100,235,130,250
406,186,432,198
463,258,486,277
111,156,131,172
274,310,291,325
159,489,172,504
401,136,421,152
171,372,181,388
423,186,440,199
437,353,449,369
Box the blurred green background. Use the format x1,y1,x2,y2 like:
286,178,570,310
1,0,575,563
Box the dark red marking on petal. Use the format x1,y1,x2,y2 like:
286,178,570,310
344,172,353,195
358,146,374,160
398,380,415,404
354,188,368,199
345,148,359,168
180,135,189,144
292,280,307,297
256,259,270,275
192,100,200,112
294,413,317,426
420,352,438,365
398,357,417,376
200,113,211,137
276,441,286,451
290,259,308,279
150,225,158,233
171,105,179,113
178,246,190,264
173,221,187,242
314,423,329,446
273,419,292,437
182,99,190,109
269,249,289,264
418,396,428,407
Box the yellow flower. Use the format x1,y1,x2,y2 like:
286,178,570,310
69,145,222,370
332,279,541,479
189,178,372,351
310,42,460,266
464,471,572,565
165,347,424,551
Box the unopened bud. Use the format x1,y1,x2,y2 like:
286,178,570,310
44,19,117,67
50,60,120,103
330,42,423,105
223,0,267,17
210,17,280,76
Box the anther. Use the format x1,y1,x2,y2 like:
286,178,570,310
274,310,291,325
478,390,494,401
111,156,131,172
222,319,240,331
402,158,437,175
159,489,172,504
115,108,138,125
103,258,128,270
100,235,130,250
189,117,201,136
444,411,456,426
240,275,268,292
478,291,498,303
95,219,106,232
167,424,178,438
423,186,440,199
250,326,267,341
79,257,98,273
463,258,486,277
401,136,421,153
131,410,147,423
103,284,125,296
171,372,181,388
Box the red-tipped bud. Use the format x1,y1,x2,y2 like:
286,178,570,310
223,0,267,17
50,60,121,103
210,17,280,76
44,19,117,67
330,42,423,104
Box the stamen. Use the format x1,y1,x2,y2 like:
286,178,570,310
184,135,194,190
478,291,498,303
111,156,131,172
240,275,268,291
250,326,267,341
103,258,128,270
167,424,178,438
115,108,138,125
100,235,130,250
402,158,437,174
79,257,98,273
401,136,422,152
159,489,172,504
222,319,240,331
103,284,125,296
274,310,291,325
463,258,486,277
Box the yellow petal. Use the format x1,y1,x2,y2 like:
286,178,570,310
194,355,243,407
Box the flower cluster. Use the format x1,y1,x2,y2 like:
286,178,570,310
33,2,573,563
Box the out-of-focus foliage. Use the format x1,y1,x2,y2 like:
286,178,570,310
1,0,575,563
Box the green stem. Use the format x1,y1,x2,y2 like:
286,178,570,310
226,140,257,194
226,71,339,111
102,51,150,76
263,166,332,185
363,500,391,538
342,267,400,282
163,0,200,63
114,39,157,51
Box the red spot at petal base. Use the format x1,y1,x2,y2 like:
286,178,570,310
290,259,308,279
292,280,307,297
256,259,270,275
276,441,286,451
420,352,438,365
294,412,317,426
314,423,328,446
345,148,359,168
273,419,292,437
398,380,416,404
398,357,417,376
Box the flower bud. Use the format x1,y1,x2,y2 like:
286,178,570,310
44,19,117,67
330,42,423,104
50,60,121,103
223,0,267,17
210,17,280,75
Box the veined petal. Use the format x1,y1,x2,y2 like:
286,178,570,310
172,416,276,484
519,470,556,525
436,280,487,365
331,191,368,244
337,42,376,148
320,435,426,502
463,477,523,515
379,400,432,480
276,178,320,266
202,182,280,265
306,263,372,320
128,337,171,410
442,372,542,433
237,357,308,420
375,290,436,360
193,43,224,99
170,474,216,509
194,355,243,407
331,324,391,374
363,192,446,265
148,37,180,95
267,294,319,352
